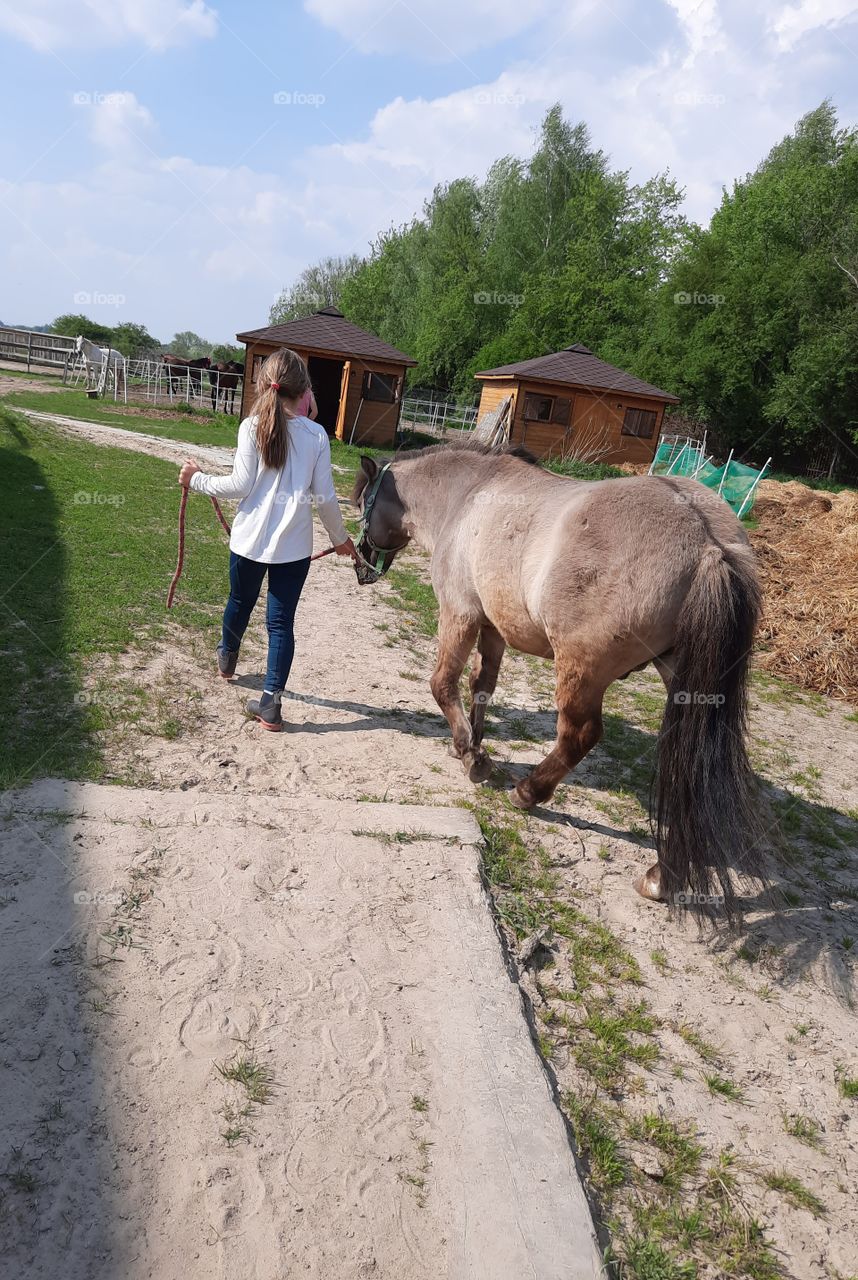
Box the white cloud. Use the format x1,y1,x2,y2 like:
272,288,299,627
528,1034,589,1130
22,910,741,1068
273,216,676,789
770,0,858,50
0,0,217,51
81,91,156,152
665,0,726,62
303,0,551,57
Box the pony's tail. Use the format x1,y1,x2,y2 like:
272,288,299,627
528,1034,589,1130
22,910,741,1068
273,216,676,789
655,543,763,923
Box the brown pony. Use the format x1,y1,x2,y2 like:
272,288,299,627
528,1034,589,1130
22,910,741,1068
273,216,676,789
352,442,764,918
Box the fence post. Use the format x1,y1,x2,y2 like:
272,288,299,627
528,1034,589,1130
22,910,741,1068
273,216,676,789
26,331,32,372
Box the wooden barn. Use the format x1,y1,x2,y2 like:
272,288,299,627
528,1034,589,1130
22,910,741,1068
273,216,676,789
235,307,416,446
475,344,679,464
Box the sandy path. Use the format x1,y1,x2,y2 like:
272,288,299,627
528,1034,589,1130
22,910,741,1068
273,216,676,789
2,783,600,1280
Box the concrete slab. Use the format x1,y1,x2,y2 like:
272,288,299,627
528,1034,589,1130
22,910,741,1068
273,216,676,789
2,780,601,1279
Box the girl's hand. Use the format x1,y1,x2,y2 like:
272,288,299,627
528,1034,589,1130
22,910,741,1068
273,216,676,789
334,537,358,561
179,460,201,487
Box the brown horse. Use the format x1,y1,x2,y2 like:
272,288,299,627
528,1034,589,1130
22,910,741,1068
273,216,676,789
161,353,211,397
208,360,243,413
352,442,764,918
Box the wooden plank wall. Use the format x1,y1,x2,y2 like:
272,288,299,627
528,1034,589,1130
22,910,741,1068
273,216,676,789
484,376,666,464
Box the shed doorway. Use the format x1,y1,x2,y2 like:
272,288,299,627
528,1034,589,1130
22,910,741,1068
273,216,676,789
307,356,345,436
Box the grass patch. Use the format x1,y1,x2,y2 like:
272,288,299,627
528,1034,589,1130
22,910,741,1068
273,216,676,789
215,1052,273,1105
0,408,230,786
703,1074,744,1103
762,1171,826,1218
3,386,239,447
782,1113,822,1148
385,561,438,636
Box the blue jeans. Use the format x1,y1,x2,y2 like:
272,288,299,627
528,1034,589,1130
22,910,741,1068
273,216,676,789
221,552,311,693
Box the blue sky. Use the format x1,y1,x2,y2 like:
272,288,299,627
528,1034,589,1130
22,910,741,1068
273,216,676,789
1,0,857,344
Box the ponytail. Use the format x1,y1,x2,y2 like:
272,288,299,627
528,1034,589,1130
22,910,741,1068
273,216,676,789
251,348,311,469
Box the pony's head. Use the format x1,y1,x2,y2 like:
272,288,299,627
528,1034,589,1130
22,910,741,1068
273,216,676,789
351,456,410,585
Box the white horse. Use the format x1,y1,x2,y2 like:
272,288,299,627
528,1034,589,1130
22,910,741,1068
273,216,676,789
74,335,126,397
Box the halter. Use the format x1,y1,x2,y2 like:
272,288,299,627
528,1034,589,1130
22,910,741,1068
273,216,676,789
357,463,407,581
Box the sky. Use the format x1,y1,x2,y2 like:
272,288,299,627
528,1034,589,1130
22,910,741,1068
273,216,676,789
1,0,857,345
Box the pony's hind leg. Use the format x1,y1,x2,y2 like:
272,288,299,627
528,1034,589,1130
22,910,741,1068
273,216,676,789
511,660,604,810
429,611,490,783
468,624,506,751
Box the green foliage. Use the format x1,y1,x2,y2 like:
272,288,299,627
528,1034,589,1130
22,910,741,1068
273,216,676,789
647,101,858,471
51,312,114,345
340,105,690,398
270,254,362,323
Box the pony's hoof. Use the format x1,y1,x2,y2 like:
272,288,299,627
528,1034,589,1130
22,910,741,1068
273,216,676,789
510,785,533,810
634,866,667,902
465,752,492,784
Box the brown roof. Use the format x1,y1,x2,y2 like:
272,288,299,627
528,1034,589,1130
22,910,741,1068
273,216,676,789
236,307,417,367
476,343,679,403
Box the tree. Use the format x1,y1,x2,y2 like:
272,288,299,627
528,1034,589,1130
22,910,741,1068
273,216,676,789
270,254,362,323
168,331,211,358
651,101,858,469
111,322,160,357
51,313,114,345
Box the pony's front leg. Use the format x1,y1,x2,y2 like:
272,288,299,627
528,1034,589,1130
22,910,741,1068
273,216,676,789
429,613,491,783
512,660,604,809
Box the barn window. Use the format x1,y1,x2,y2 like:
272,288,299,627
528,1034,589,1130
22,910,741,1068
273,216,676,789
523,392,572,426
621,407,657,438
362,371,399,403
523,393,553,422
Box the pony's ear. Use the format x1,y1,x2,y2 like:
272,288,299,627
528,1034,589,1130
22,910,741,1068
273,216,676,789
359,455,378,482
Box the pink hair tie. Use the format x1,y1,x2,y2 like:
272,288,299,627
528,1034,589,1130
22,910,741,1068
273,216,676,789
269,381,280,390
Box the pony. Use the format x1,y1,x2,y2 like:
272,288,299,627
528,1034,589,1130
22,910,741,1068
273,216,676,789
352,441,764,920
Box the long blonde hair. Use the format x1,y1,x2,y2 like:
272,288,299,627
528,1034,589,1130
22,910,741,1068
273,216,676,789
251,348,311,470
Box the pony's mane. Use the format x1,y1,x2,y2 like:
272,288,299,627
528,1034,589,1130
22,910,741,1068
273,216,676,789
394,439,540,466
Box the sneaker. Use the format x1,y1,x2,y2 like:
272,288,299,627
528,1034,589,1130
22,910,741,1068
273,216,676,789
246,691,282,731
217,646,239,679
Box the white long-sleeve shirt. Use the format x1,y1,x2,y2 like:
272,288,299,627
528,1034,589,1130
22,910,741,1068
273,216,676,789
189,414,349,563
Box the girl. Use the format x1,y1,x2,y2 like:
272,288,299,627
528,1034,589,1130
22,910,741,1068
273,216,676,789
178,347,356,731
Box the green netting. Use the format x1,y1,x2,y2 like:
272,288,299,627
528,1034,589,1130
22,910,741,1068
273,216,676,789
650,442,764,516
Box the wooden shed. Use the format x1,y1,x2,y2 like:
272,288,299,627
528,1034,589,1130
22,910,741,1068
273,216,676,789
236,307,417,446
475,344,679,464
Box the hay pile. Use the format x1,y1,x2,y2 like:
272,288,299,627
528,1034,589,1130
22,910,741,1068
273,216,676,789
750,480,858,702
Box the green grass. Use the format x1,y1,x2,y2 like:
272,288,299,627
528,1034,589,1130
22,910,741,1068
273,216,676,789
782,1113,823,1148
544,457,625,481
762,1171,826,1218
215,1053,274,1105
703,1074,744,1103
2,386,239,447
386,562,439,636
838,1074,858,1099
0,407,230,786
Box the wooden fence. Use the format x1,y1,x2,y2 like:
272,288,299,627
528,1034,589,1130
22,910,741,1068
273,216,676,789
0,327,76,371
